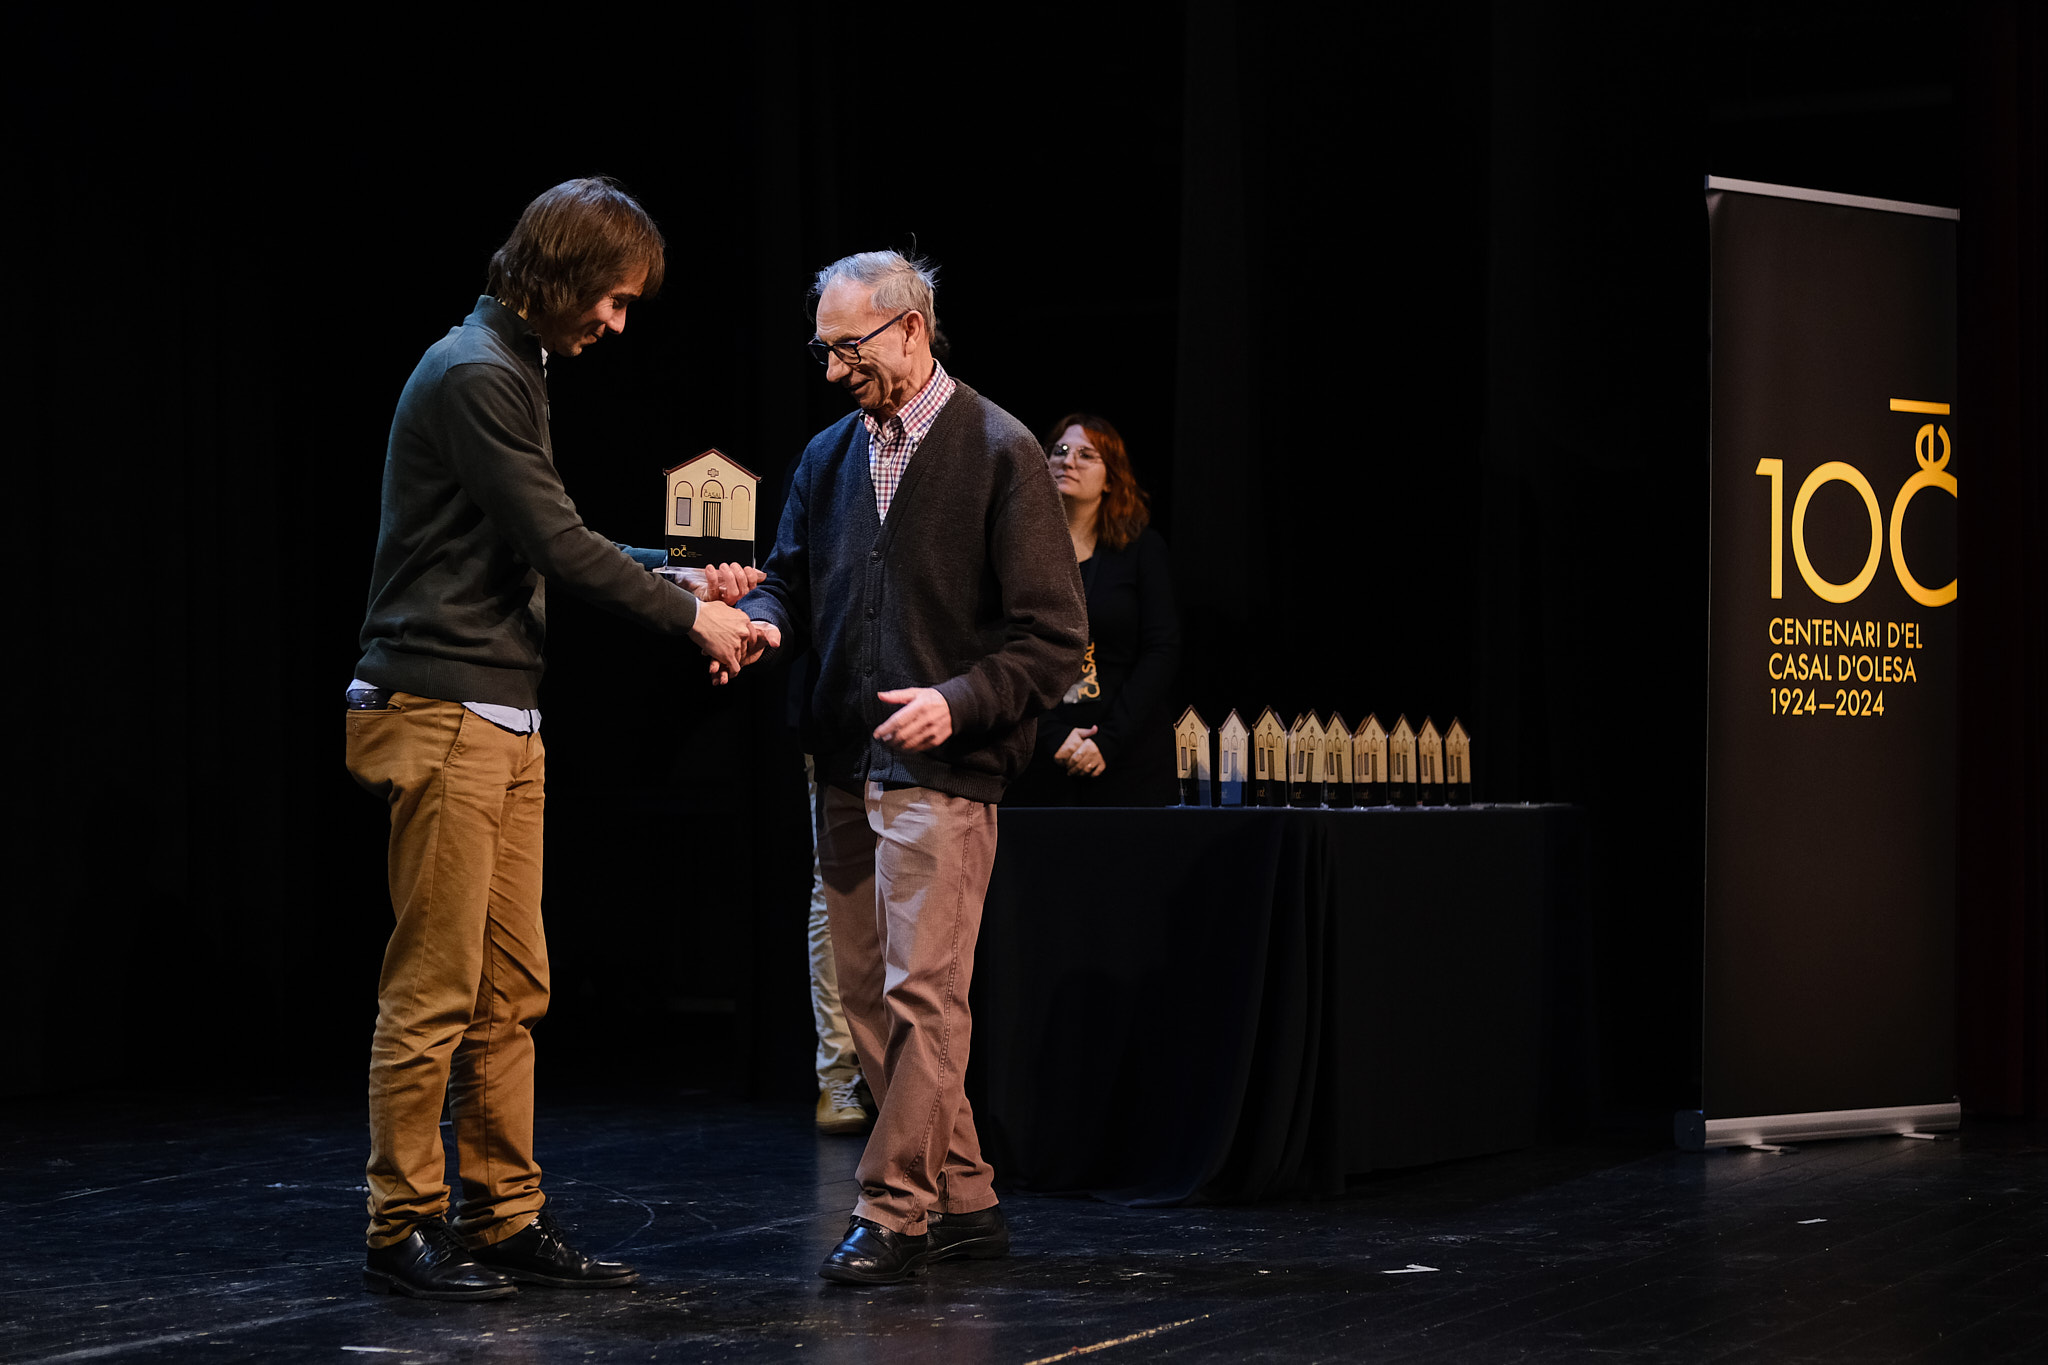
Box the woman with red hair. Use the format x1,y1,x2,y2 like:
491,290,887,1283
1005,413,1181,806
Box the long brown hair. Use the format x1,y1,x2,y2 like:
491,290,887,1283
487,177,666,325
1044,412,1151,551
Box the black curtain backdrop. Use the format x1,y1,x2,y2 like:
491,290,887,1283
8,3,2041,1124
1958,0,2048,1118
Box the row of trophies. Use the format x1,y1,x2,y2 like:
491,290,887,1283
1174,706,1473,809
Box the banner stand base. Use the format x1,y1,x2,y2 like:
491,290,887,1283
1674,1102,1960,1152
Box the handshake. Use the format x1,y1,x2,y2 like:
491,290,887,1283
668,562,782,686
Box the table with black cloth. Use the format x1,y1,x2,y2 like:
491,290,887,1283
966,804,1590,1205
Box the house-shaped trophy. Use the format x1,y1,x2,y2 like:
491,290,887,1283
1288,712,1326,807
1418,716,1445,806
1174,706,1213,808
1445,717,1473,806
1325,712,1355,808
664,448,761,568
1217,710,1250,807
1388,714,1419,806
1354,713,1388,806
1251,708,1286,807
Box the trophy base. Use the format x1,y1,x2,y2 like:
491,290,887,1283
666,535,756,569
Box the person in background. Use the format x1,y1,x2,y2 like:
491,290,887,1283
1002,413,1181,807
805,751,871,1135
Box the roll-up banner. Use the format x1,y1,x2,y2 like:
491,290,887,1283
1690,178,1959,1150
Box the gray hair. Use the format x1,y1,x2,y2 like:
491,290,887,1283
813,249,941,338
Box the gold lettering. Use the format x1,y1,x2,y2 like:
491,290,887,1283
1891,424,1958,607
1793,462,1885,603
1757,458,1785,598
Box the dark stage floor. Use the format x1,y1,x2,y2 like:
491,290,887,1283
2,1090,2042,1363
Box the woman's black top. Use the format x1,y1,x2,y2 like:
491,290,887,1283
1004,527,1181,806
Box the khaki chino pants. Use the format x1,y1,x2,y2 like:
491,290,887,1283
817,780,1001,1235
345,693,549,1250
805,755,859,1089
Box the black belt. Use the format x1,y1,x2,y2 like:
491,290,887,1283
347,686,395,710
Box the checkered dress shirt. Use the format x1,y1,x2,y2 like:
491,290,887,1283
865,361,956,521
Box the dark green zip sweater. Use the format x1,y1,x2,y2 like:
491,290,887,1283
741,382,1088,802
355,297,699,708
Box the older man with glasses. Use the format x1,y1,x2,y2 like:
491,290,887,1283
732,250,1087,1284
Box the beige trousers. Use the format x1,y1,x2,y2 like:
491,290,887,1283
806,756,859,1088
345,693,549,1250
817,780,1000,1235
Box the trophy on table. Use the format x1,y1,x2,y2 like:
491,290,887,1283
1417,716,1445,807
1287,712,1326,807
1445,718,1473,806
1251,708,1287,807
1217,710,1250,807
1324,712,1355,808
1174,706,1214,808
1354,713,1388,806
1388,714,1419,807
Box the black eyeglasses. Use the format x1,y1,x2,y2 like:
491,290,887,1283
807,311,909,366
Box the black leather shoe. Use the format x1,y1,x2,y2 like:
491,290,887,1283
364,1219,517,1301
818,1216,930,1284
470,1210,640,1288
928,1204,1011,1263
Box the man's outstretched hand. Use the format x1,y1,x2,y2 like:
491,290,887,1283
690,600,754,676
874,688,953,752
707,619,781,686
